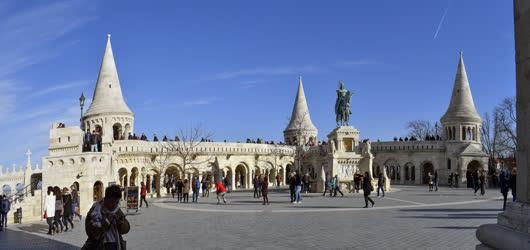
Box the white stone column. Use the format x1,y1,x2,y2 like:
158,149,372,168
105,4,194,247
476,2,530,248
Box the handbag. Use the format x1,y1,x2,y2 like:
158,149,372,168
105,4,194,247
43,211,47,219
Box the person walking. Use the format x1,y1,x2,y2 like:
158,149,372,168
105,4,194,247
54,186,64,233
44,187,56,235
82,185,130,250
473,171,480,195
177,179,184,202
257,174,263,198
262,176,269,205
276,174,281,187
333,175,344,197
201,177,208,198
322,175,332,196
434,170,439,192
62,188,74,231
182,179,190,203
215,180,227,205
70,185,82,220
330,175,337,197
479,171,486,196
363,172,375,208
499,168,510,210
294,172,302,204
510,170,517,202
192,177,201,203
0,195,10,231
303,173,310,193
253,175,259,198
377,173,385,197
428,172,434,192
289,173,296,202
140,182,148,208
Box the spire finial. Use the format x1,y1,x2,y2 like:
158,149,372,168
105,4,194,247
107,33,111,39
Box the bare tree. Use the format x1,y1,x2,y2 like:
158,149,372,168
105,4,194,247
481,112,501,173
495,97,517,156
406,120,440,140
148,124,214,197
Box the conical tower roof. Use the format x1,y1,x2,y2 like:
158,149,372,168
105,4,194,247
84,34,133,117
441,53,482,124
285,76,317,132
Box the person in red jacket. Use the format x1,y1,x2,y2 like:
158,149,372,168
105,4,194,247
215,180,227,205
140,182,148,208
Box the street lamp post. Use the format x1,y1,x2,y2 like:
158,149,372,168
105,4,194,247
79,93,86,130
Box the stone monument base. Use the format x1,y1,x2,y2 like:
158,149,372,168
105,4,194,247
476,202,530,249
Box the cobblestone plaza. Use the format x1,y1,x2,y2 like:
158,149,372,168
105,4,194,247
3,186,507,249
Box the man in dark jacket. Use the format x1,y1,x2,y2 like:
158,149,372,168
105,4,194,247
377,173,385,197
0,195,10,230
499,168,511,210
363,172,375,208
433,170,439,192
82,185,129,250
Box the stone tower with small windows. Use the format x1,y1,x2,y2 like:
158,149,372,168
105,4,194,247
441,53,482,144
82,34,134,150
440,53,486,176
284,76,318,146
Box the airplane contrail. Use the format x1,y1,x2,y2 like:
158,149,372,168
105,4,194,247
433,1,451,40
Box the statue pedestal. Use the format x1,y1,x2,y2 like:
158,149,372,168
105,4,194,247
327,126,360,153
476,202,530,249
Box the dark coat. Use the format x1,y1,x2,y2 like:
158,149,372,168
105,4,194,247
62,194,73,216
82,202,130,250
363,176,372,195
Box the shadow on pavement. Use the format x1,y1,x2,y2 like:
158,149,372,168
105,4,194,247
0,229,79,249
400,208,502,212
431,226,478,230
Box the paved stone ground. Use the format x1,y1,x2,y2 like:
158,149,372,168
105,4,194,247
5,185,510,249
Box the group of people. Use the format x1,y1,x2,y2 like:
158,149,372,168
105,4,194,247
83,130,102,152
468,170,488,196
0,195,11,231
43,185,82,235
323,175,345,197
392,135,442,142
252,174,271,205
427,171,439,192
447,172,460,188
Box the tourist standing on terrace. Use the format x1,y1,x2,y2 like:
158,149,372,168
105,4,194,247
433,170,439,192
182,179,190,203
363,172,375,208
289,173,296,202
0,195,11,231
253,175,259,198
479,171,486,196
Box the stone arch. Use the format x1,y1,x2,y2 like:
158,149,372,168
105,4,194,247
421,161,435,185
130,167,139,187
124,123,131,138
112,123,123,140
118,168,128,188
93,181,104,201
404,162,415,182
383,159,400,183
30,173,42,192
165,164,183,180
235,163,248,189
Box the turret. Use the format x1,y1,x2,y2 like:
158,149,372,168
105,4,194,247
441,53,482,143
284,76,318,146
82,34,134,146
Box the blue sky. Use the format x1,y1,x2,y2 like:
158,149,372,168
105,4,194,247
0,0,516,170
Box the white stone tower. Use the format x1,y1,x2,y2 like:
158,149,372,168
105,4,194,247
284,76,318,146
440,53,482,144
82,34,134,147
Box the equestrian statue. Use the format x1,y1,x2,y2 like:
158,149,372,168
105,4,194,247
334,80,353,126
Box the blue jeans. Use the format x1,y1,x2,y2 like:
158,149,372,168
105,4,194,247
0,212,7,228
295,185,302,202
377,185,385,197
